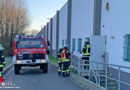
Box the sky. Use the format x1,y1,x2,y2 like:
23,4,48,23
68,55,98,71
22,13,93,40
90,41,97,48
26,0,67,31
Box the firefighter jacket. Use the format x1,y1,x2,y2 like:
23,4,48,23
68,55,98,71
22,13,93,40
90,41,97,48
61,49,71,62
0,53,5,68
82,42,90,56
57,49,63,63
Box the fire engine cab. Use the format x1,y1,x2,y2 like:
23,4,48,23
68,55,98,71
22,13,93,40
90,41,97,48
13,35,48,74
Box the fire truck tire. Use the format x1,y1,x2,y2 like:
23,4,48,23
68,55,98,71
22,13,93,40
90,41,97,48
41,63,48,73
14,64,20,74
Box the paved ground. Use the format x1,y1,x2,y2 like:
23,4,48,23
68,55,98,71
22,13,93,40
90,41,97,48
2,63,85,90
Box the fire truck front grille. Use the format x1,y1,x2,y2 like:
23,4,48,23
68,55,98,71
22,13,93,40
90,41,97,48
17,54,45,60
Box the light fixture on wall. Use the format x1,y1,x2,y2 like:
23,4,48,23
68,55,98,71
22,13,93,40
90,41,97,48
111,36,115,39
106,2,110,11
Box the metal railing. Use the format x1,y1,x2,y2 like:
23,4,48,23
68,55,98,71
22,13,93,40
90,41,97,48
71,55,130,90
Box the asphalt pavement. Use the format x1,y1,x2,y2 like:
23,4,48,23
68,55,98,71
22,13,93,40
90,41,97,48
2,63,85,90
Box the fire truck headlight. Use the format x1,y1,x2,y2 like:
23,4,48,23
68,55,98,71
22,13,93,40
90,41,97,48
41,60,45,63
17,60,21,64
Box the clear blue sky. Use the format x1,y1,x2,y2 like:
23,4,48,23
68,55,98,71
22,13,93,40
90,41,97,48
26,0,67,31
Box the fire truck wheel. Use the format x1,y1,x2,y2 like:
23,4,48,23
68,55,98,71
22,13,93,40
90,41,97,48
40,65,42,69
19,66,21,70
41,63,48,73
14,64,20,74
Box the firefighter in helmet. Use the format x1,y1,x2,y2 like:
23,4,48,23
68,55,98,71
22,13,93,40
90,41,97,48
57,46,63,75
82,38,90,70
61,44,71,76
0,44,6,84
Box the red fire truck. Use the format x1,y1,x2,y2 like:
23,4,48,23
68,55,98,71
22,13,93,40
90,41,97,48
13,35,48,74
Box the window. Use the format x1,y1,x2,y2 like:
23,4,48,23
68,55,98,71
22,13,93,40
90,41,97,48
65,39,67,46
124,35,130,61
72,39,75,51
17,39,44,48
62,40,64,47
77,38,82,52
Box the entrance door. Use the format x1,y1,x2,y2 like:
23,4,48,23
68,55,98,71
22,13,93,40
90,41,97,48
90,35,106,70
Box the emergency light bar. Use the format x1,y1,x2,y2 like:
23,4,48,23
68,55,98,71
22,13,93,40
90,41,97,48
14,35,43,41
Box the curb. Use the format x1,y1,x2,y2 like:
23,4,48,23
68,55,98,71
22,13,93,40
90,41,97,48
3,63,13,75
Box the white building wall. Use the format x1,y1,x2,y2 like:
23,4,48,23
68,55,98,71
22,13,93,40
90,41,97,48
71,0,94,56
52,15,57,50
101,0,130,72
59,3,68,48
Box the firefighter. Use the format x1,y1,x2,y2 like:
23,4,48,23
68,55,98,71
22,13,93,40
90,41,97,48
82,38,90,70
61,45,71,76
0,44,6,85
57,46,63,75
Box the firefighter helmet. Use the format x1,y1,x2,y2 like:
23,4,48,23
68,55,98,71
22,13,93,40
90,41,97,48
85,38,90,43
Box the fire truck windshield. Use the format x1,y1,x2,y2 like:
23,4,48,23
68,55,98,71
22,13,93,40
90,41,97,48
17,39,44,48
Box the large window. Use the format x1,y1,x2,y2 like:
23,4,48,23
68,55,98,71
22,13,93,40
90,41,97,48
77,38,82,52
72,39,75,51
124,35,130,61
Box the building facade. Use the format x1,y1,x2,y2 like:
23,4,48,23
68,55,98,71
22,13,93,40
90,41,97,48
39,0,130,89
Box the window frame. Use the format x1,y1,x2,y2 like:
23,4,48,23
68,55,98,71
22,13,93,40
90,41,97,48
77,38,82,52
124,34,130,61
62,40,64,47
72,39,76,51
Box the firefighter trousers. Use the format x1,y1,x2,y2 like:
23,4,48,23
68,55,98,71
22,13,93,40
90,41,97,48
0,67,4,83
82,55,90,70
58,61,62,75
62,61,70,76
0,67,3,76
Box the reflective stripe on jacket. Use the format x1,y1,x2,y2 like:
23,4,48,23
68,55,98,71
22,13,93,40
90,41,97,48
84,44,90,56
0,55,5,66
0,65,3,68
61,49,66,59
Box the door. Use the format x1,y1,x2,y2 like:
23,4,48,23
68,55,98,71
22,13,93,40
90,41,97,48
90,35,106,70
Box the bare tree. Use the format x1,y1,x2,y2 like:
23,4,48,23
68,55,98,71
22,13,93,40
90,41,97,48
0,0,29,56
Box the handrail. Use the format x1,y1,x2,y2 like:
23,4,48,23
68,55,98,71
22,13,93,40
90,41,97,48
88,60,130,69
71,56,130,90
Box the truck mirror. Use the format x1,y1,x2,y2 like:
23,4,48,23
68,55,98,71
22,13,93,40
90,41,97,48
47,41,50,46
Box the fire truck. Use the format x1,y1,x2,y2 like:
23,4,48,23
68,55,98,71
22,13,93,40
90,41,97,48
13,35,48,74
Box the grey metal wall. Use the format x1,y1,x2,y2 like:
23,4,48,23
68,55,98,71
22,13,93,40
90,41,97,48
67,0,72,50
50,18,53,55
93,0,102,35
48,22,51,42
